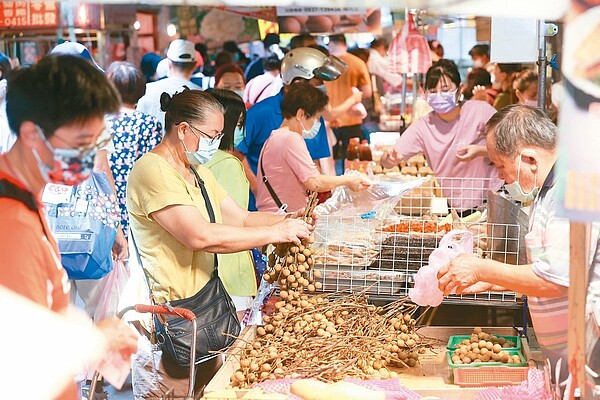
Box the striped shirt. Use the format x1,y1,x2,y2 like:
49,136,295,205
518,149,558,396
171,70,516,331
527,164,598,374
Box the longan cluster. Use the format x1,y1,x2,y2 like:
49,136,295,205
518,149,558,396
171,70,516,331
263,192,322,295
263,238,322,294
450,327,521,365
230,295,425,388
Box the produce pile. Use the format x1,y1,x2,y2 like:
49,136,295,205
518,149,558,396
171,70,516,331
229,293,429,388
449,328,522,365
229,193,434,388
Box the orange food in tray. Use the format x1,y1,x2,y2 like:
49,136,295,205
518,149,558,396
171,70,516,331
382,221,451,234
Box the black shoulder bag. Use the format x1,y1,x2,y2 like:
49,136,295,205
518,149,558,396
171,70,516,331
132,167,240,367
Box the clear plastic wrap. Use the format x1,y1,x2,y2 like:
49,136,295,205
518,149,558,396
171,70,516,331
315,172,429,218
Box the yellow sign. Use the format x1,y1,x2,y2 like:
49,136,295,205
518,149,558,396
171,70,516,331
258,19,279,40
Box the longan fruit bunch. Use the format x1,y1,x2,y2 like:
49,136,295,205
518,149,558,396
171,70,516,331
263,238,322,294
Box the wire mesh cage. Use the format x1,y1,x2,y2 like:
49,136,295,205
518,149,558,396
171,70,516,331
311,176,522,305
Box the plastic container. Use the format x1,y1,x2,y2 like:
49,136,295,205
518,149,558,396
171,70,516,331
447,334,521,351
452,365,530,387
446,349,527,369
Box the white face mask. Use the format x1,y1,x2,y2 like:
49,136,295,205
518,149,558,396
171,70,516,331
522,98,538,107
183,126,221,165
472,59,484,68
299,118,321,140
233,126,245,147
504,151,539,203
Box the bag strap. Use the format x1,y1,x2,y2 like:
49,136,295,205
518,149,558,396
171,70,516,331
189,166,219,277
259,153,284,209
0,178,53,240
253,81,273,105
0,179,38,212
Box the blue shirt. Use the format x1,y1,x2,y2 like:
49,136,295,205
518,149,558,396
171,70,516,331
236,88,331,210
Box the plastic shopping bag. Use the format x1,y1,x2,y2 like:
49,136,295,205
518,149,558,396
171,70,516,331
409,230,473,307
93,259,130,322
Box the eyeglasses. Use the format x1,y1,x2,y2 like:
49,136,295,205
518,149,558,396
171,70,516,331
188,124,224,146
50,130,112,156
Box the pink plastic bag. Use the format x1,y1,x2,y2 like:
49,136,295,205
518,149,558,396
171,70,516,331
93,259,130,322
409,230,473,307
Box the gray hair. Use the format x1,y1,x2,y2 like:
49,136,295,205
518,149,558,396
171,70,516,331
484,105,556,157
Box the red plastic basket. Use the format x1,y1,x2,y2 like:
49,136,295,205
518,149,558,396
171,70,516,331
453,366,529,387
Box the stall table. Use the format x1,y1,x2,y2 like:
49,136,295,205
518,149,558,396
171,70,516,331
202,326,544,400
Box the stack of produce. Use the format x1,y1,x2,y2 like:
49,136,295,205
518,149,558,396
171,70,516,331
449,327,522,365
229,293,430,388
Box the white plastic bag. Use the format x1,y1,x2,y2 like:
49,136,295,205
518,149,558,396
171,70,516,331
409,229,473,307
93,259,130,322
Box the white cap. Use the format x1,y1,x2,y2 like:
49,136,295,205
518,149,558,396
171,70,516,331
166,39,196,63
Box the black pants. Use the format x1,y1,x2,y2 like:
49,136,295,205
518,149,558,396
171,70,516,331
333,124,363,160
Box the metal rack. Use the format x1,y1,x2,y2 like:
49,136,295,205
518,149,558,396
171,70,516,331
311,176,521,305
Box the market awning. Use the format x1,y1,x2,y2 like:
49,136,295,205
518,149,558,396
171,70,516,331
92,0,569,20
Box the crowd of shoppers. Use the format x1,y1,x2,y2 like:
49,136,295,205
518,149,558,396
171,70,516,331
0,29,580,399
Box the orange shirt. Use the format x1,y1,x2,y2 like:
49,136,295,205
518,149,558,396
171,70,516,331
0,171,76,399
324,52,371,127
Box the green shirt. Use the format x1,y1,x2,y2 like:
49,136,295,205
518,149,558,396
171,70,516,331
205,150,257,296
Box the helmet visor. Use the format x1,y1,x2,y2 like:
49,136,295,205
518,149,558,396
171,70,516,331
313,55,348,81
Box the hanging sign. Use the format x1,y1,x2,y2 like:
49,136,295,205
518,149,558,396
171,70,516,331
0,1,59,29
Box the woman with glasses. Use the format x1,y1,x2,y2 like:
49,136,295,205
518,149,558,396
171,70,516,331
126,89,312,397
381,60,502,213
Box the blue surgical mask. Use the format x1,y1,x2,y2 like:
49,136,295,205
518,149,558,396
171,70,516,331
233,126,245,147
315,84,327,93
427,90,458,114
182,136,220,165
299,119,321,140
504,151,539,203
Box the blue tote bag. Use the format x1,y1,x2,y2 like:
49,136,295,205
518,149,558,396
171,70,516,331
43,172,120,280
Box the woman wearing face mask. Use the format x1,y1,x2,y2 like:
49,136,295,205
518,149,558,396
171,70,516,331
203,88,256,318
214,63,246,102
513,69,539,107
381,60,503,213
256,82,371,213
126,89,313,394
492,63,521,111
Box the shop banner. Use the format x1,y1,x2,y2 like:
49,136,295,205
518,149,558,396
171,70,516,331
277,6,364,16
556,5,600,222
277,8,381,34
0,1,58,29
212,6,277,22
